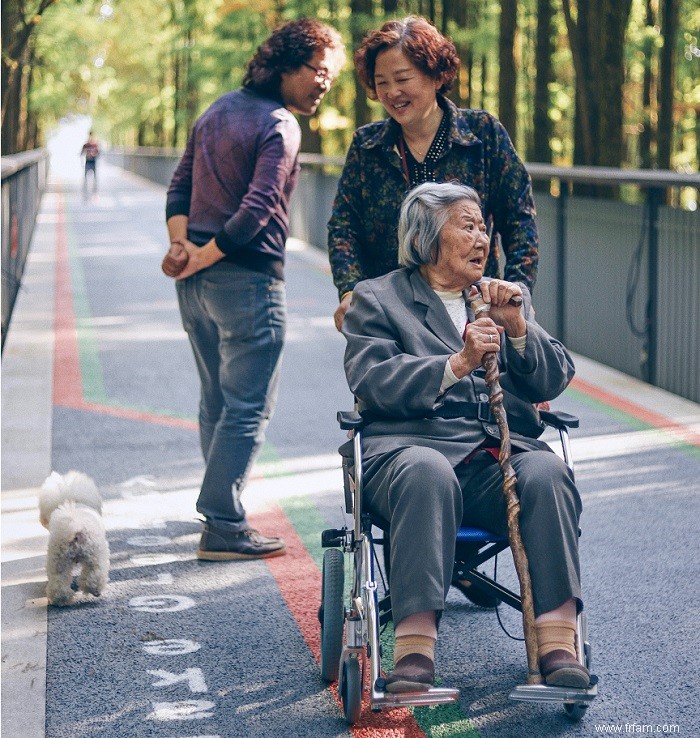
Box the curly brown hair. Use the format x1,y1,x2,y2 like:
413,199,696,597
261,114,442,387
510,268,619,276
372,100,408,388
243,18,345,97
354,16,459,98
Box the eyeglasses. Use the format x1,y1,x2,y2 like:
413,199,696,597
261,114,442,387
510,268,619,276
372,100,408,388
302,62,333,84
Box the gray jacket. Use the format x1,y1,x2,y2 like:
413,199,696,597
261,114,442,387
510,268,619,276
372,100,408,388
342,268,575,464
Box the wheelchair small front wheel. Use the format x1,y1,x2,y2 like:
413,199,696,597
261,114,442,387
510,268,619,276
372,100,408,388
341,654,362,725
320,548,344,682
564,702,588,721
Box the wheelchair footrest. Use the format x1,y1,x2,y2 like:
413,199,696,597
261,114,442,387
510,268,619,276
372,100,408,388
371,685,461,708
509,680,598,704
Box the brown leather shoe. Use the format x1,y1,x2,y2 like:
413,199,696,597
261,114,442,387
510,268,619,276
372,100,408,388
540,649,591,689
384,653,435,693
197,524,286,561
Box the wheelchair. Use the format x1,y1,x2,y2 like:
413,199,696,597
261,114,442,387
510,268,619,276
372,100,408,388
319,406,598,724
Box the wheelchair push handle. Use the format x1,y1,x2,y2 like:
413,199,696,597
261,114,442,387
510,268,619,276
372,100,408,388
337,410,364,431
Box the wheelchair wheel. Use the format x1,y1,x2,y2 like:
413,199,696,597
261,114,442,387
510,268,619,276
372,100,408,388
341,654,362,725
320,548,344,682
564,703,588,721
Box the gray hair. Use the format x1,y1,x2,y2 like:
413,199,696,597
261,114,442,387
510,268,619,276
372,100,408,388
398,182,482,268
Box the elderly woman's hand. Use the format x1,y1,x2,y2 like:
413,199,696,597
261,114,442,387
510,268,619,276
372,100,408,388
449,316,503,379
471,282,526,338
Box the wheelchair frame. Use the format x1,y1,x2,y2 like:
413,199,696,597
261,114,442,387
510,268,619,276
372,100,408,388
320,408,598,725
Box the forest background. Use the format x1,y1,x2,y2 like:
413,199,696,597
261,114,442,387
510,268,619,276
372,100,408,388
2,0,699,189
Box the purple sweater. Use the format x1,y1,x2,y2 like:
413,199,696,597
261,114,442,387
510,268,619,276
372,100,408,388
166,88,301,280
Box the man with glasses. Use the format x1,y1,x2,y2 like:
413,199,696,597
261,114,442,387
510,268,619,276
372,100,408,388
302,61,334,84
163,19,345,560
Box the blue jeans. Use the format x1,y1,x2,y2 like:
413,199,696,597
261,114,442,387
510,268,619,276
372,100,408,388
176,262,286,532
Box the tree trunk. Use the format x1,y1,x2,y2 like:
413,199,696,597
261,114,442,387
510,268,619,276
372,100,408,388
464,0,479,108
172,49,182,148
443,0,466,107
1,0,58,154
19,40,37,151
565,0,632,196
481,55,488,110
498,0,518,143
562,0,595,167
657,0,679,171
428,0,436,25
531,0,554,168
463,53,473,108
2,52,23,155
639,0,655,169
595,1,632,168
185,29,198,138
350,0,373,129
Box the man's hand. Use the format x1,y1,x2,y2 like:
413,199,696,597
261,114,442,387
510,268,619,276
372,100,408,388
174,239,225,280
161,241,190,277
334,291,353,332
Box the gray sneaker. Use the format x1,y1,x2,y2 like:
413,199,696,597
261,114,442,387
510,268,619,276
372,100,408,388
197,523,286,561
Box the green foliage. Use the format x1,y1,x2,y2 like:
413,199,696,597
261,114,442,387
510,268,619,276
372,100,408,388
23,0,700,169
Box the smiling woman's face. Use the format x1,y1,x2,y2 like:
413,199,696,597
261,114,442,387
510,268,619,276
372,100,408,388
420,200,490,292
373,46,440,128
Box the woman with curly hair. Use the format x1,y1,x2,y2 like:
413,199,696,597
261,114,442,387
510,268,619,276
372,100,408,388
328,16,539,330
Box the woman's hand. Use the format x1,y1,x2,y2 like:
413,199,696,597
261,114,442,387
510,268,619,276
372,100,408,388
471,281,526,338
334,291,353,331
449,316,503,379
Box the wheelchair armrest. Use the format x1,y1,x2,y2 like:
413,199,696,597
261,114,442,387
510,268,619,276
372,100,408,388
337,410,365,431
539,409,579,429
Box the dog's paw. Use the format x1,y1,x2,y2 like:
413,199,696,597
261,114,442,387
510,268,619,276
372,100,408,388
47,592,76,607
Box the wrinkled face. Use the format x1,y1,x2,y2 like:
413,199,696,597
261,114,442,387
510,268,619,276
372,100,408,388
280,48,335,115
373,46,440,127
425,200,489,290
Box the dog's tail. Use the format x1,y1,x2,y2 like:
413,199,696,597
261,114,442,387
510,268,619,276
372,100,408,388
39,471,102,528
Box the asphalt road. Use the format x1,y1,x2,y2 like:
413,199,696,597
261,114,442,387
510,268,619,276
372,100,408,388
2,161,699,738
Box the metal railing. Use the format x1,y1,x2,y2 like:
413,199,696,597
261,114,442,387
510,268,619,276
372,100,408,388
107,147,700,403
292,159,700,404
526,164,699,393
1,149,50,352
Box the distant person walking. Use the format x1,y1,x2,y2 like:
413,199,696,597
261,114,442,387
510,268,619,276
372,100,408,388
162,18,345,561
80,132,100,196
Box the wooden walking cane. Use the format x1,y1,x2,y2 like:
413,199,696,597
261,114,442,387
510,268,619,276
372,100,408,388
467,290,543,686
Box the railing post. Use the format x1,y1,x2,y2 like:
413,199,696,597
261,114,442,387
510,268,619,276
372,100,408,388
646,187,660,386
556,182,568,343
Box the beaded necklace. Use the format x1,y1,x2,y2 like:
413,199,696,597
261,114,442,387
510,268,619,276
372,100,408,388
398,112,450,187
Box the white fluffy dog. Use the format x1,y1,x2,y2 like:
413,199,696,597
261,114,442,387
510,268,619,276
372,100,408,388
39,471,110,606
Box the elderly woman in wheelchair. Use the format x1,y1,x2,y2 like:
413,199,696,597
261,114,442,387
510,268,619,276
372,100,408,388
339,181,591,697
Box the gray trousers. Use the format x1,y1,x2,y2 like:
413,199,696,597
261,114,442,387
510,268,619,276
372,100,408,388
362,446,582,626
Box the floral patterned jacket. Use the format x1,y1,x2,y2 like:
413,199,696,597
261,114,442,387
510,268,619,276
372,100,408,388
327,95,538,299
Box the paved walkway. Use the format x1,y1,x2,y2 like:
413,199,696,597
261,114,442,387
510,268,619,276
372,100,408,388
2,162,699,738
